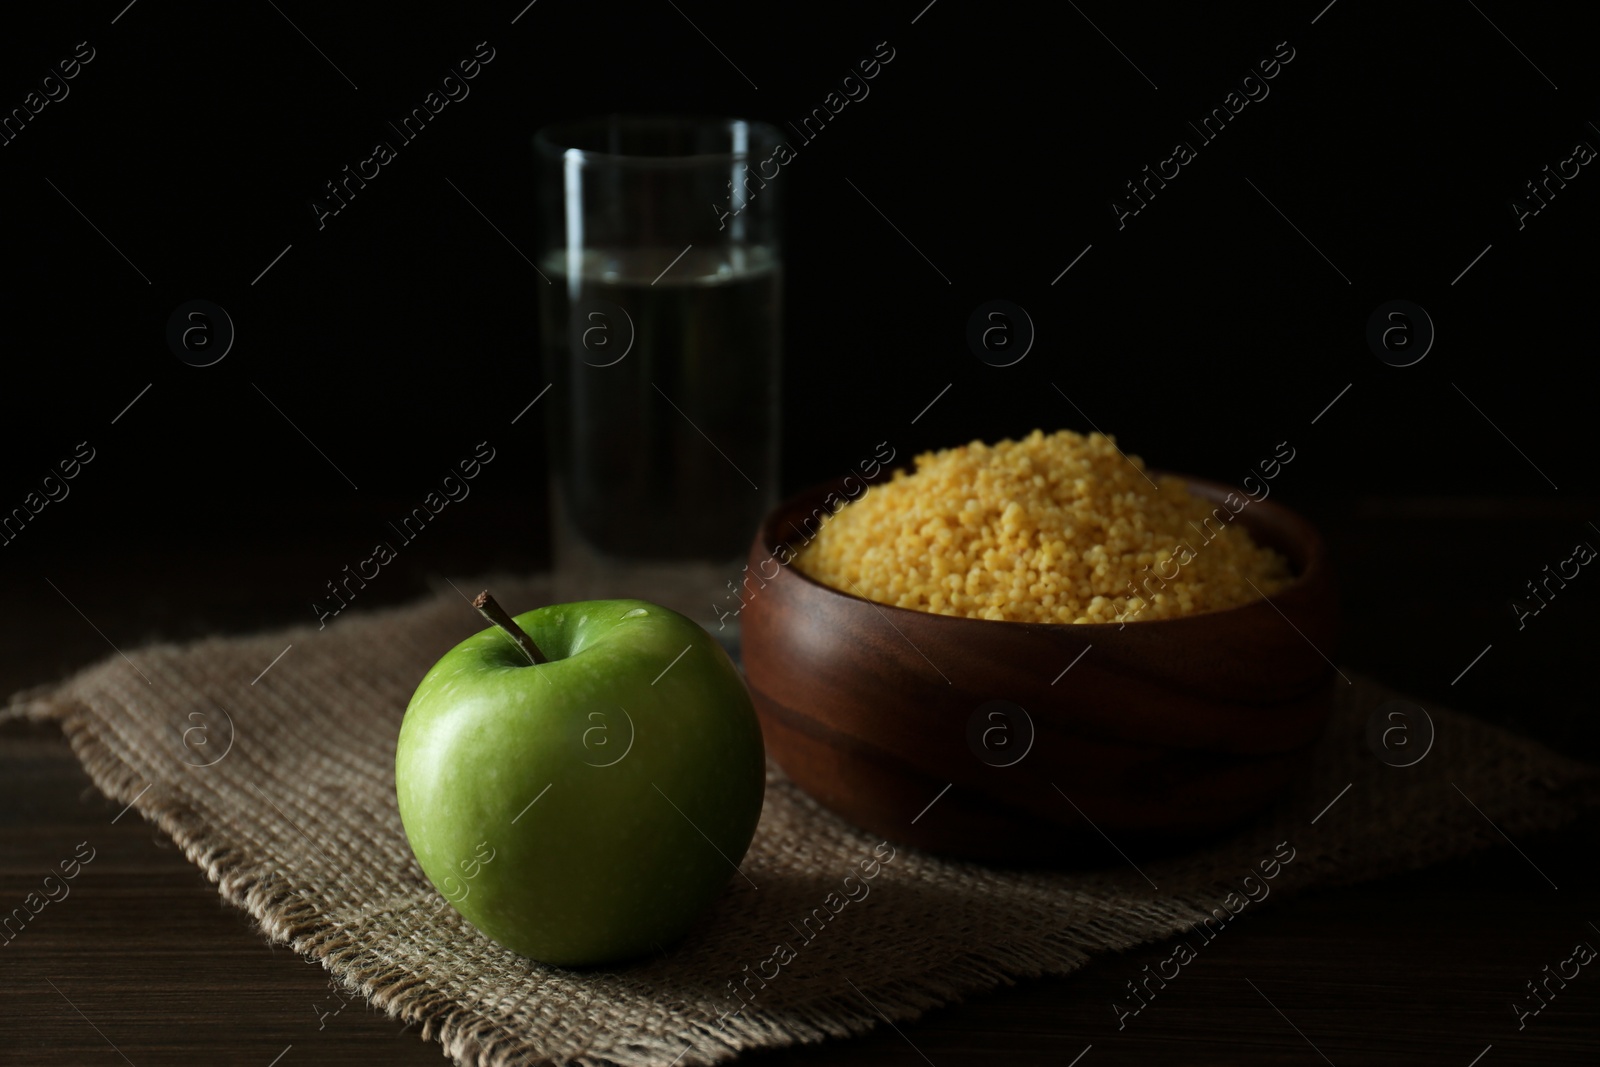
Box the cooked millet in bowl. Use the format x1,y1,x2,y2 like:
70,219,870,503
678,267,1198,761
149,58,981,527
793,429,1292,624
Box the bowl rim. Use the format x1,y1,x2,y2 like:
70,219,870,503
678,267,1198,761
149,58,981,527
753,470,1331,633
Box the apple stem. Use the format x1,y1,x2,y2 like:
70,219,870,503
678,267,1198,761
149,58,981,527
472,590,549,665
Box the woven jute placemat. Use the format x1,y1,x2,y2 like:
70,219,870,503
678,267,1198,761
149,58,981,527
3,575,1595,1066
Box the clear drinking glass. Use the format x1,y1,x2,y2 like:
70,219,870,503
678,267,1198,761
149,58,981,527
535,115,783,638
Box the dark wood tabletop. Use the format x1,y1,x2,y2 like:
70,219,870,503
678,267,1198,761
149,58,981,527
4,497,1597,1066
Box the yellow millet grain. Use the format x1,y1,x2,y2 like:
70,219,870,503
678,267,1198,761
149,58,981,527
795,429,1292,624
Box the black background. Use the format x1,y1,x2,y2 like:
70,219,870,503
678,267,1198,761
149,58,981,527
0,0,1594,684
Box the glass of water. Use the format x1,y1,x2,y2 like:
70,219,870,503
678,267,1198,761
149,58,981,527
535,115,783,638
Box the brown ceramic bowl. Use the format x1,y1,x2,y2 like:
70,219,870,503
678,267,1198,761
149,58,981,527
740,474,1338,864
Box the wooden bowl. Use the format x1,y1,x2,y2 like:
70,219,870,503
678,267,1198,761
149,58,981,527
740,474,1338,864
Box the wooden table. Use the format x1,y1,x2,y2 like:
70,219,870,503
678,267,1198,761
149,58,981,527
4,498,1597,1065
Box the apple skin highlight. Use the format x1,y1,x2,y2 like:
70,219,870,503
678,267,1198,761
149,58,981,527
396,598,766,967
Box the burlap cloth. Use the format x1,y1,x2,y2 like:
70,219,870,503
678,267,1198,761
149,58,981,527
3,574,1595,1066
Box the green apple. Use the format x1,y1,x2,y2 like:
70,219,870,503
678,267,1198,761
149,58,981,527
395,596,765,966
